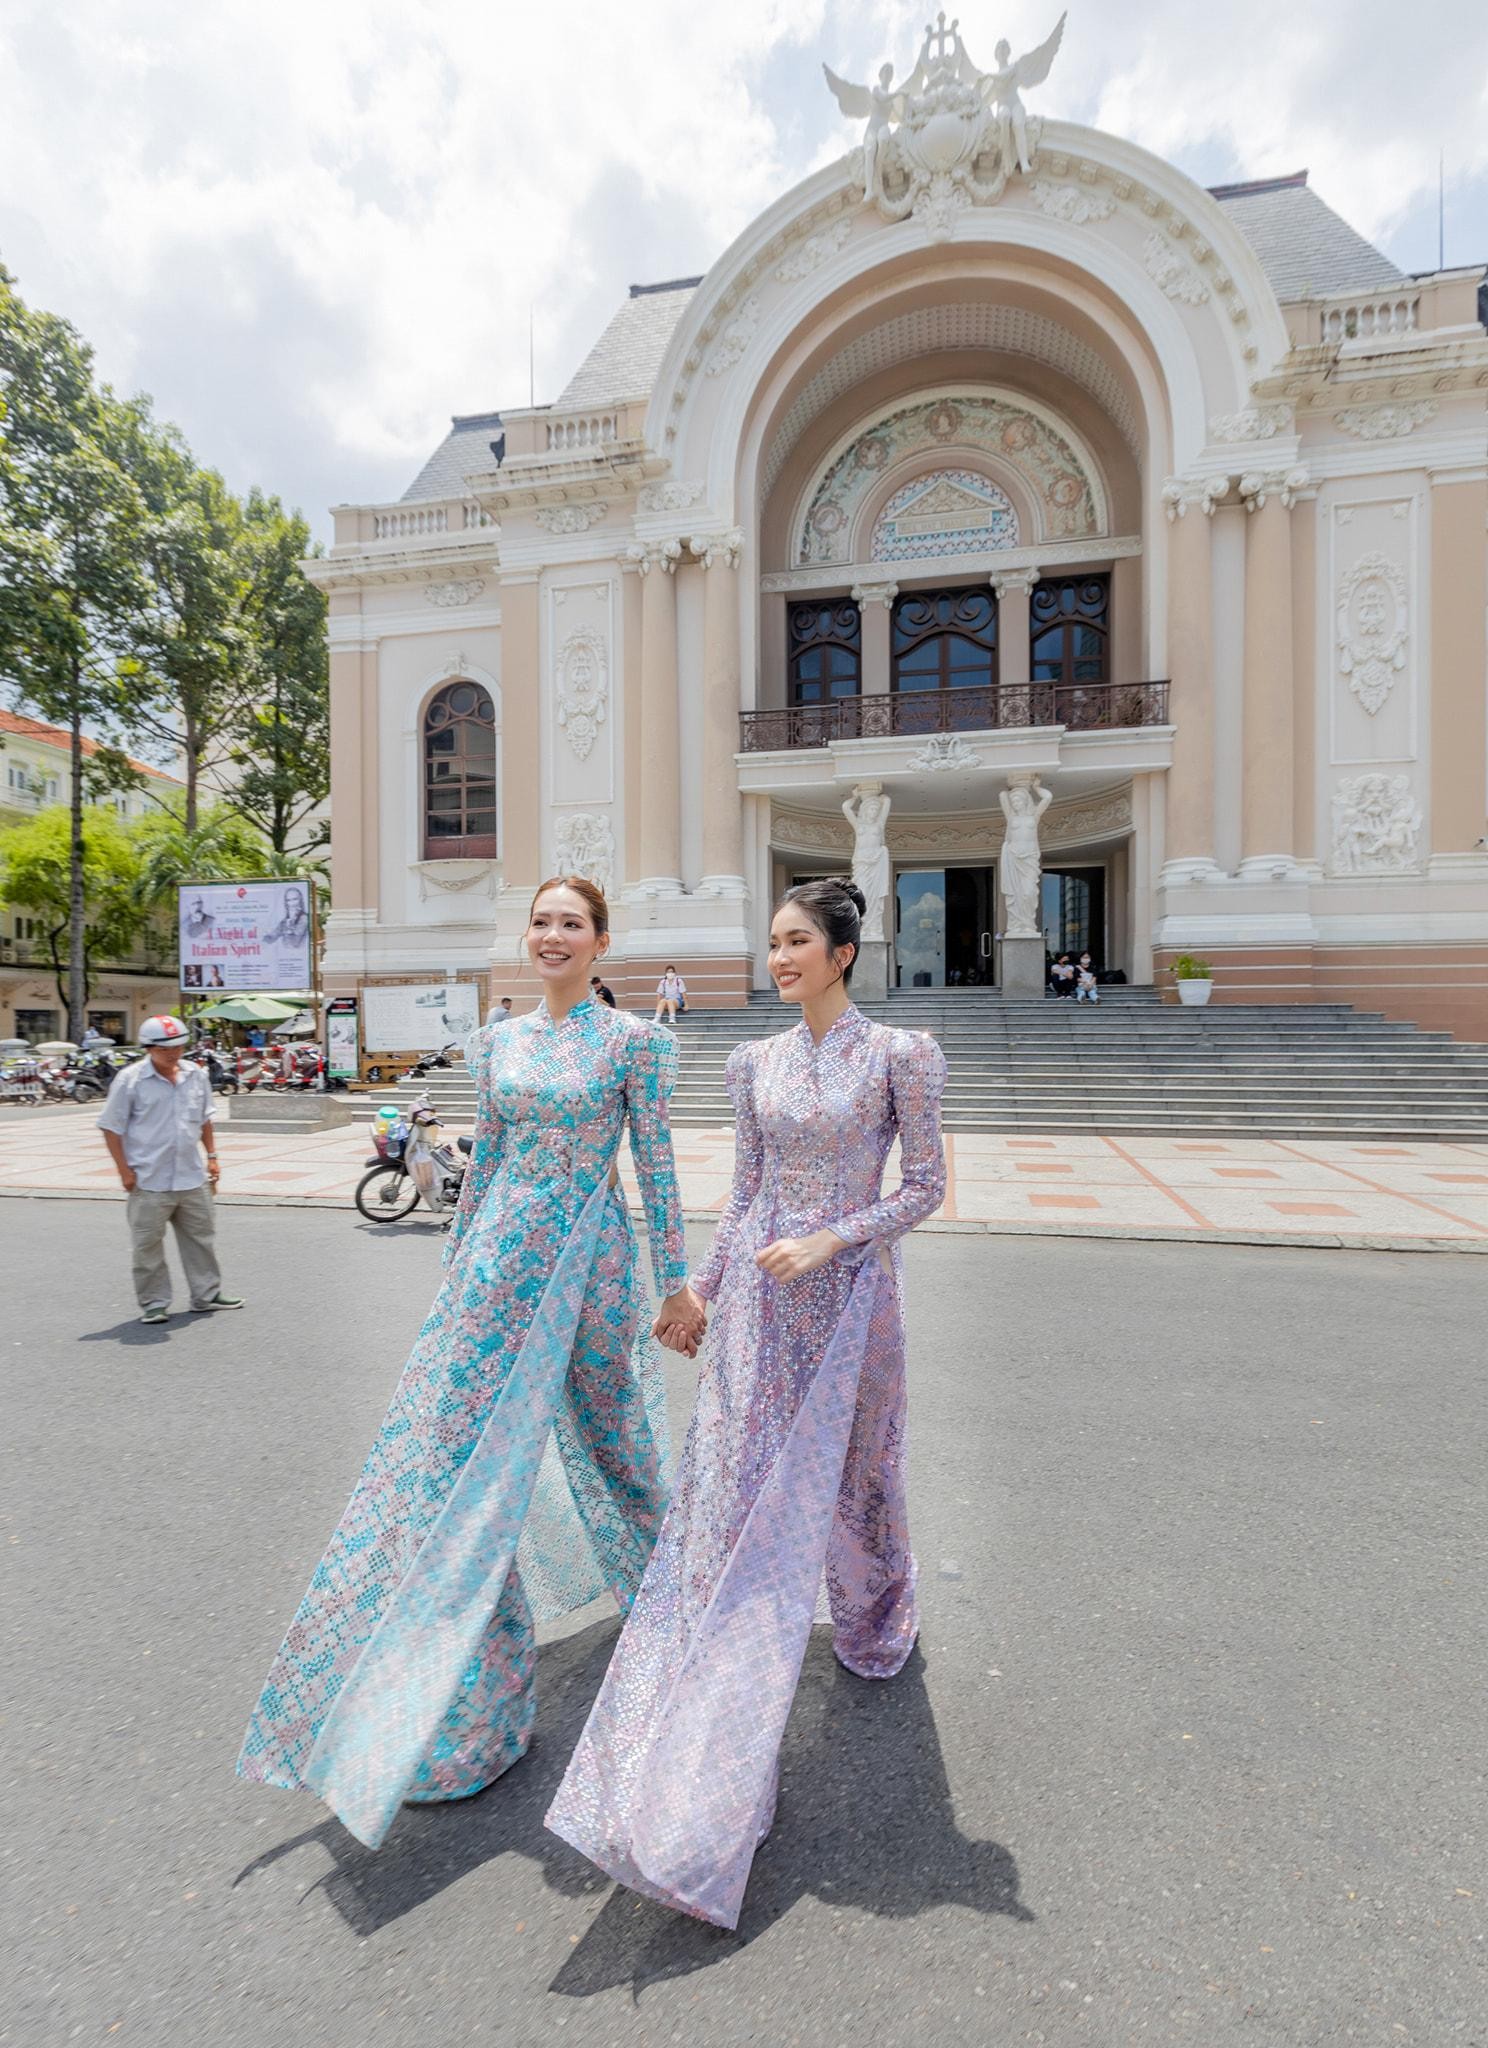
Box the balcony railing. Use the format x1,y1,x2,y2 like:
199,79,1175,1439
738,679,1170,754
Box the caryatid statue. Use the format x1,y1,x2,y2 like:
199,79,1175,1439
842,781,893,944
997,773,1053,938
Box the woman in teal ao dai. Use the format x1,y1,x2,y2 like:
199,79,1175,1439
237,879,700,1849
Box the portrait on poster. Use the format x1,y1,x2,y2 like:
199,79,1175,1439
177,880,313,992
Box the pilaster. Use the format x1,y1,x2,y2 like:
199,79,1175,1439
695,531,747,895
851,580,898,697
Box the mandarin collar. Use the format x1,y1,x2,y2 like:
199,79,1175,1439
800,1002,864,1052
536,993,597,1029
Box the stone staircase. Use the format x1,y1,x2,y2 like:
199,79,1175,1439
352,988,1488,1143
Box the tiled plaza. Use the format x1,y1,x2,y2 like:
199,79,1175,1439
2,1104,1485,1248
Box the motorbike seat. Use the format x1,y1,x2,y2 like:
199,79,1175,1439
456,1135,474,1155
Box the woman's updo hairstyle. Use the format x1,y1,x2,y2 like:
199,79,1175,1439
527,874,610,939
778,876,865,984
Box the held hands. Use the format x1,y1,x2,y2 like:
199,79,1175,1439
755,1228,848,1282
653,1284,707,1359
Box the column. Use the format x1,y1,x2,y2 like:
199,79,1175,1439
851,579,898,696
358,649,381,917
1163,479,1219,873
328,644,366,912
1128,770,1157,985
497,573,541,891
1239,470,1303,868
991,565,1038,723
696,530,746,893
1430,475,1488,855
631,539,683,893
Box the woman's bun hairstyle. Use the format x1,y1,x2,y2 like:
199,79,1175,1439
777,875,863,983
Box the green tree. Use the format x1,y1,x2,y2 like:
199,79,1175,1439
115,429,259,834
223,491,330,853
0,803,145,1017
130,798,273,914
0,264,151,1038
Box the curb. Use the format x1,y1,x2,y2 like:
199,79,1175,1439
2,1183,1483,1255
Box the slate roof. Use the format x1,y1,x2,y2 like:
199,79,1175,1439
1210,172,1407,301
400,410,506,505
555,278,701,409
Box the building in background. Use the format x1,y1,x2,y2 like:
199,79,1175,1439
310,27,1488,1036
0,708,182,1041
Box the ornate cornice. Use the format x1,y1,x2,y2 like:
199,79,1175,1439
625,538,684,575
1239,467,1311,511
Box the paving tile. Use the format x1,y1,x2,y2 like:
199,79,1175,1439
1189,1188,1481,1237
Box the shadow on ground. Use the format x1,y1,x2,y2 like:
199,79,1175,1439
233,1628,1028,1996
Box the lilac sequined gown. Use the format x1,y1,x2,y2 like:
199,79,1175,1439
547,1005,947,1928
236,999,687,1850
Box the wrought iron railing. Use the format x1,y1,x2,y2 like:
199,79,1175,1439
738,680,1170,753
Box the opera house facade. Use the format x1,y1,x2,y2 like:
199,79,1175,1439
312,28,1488,1036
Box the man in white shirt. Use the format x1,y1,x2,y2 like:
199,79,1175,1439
97,1015,245,1325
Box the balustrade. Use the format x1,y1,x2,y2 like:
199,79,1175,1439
545,412,619,452
738,680,1169,753
1319,293,1419,344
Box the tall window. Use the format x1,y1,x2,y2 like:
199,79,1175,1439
891,586,998,692
423,680,497,859
788,599,862,703
1030,576,1110,688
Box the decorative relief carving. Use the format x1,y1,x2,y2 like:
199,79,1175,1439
637,480,705,516
1239,468,1310,511
555,626,609,760
692,529,744,571
413,859,498,901
1027,179,1113,224
1208,406,1291,443
1162,475,1230,520
1045,792,1132,844
706,297,761,375
423,578,485,608
533,502,608,535
1335,401,1439,441
1336,552,1408,716
774,216,853,281
770,808,851,854
800,392,1099,565
908,733,983,772
1142,231,1210,305
850,578,899,609
1330,774,1421,876
824,12,1066,237
553,810,616,898
625,539,684,575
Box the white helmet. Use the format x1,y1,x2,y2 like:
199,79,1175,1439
138,1015,190,1047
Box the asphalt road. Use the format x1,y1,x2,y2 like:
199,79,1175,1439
2,1201,1484,2047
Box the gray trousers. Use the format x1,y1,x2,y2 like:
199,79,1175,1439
127,1186,223,1312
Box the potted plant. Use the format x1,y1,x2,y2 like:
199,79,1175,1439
1170,954,1214,1007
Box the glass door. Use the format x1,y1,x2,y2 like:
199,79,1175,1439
895,866,999,987
1040,866,1107,966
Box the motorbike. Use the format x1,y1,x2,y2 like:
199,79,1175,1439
200,1047,239,1096
408,1043,458,1080
354,1096,472,1223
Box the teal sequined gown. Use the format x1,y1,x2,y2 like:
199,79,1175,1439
236,998,688,1849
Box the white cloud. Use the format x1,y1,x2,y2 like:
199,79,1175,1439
2,0,1483,531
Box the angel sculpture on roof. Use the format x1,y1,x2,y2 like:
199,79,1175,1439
824,13,1067,218
984,16,1066,176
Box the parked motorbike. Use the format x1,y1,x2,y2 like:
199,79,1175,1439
68,1047,139,1103
409,1043,457,1080
200,1047,239,1096
354,1097,472,1223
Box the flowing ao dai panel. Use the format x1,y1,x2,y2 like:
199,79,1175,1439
548,1006,947,1928
237,999,688,1848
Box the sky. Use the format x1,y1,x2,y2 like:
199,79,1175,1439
2,0,1485,538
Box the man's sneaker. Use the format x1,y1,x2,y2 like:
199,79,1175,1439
192,1294,246,1312
140,1306,170,1325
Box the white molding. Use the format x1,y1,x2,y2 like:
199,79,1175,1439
760,532,1142,595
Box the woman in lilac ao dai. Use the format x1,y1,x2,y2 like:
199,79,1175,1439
237,882,695,1850
548,881,947,1930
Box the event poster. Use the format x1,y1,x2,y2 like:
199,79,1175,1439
178,880,313,993
324,998,360,1080
360,980,481,1054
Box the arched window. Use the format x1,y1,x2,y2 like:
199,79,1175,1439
1030,577,1110,688
423,680,497,860
788,599,862,704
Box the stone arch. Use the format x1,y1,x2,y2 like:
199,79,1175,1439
404,657,504,868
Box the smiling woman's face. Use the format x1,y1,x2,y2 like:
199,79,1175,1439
767,906,850,1004
526,885,606,981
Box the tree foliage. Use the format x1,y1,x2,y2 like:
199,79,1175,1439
0,803,146,1012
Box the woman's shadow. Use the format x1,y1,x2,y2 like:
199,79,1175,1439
234,1622,1029,1996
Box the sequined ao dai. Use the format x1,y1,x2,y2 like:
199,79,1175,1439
237,999,688,1849
547,1005,948,1928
